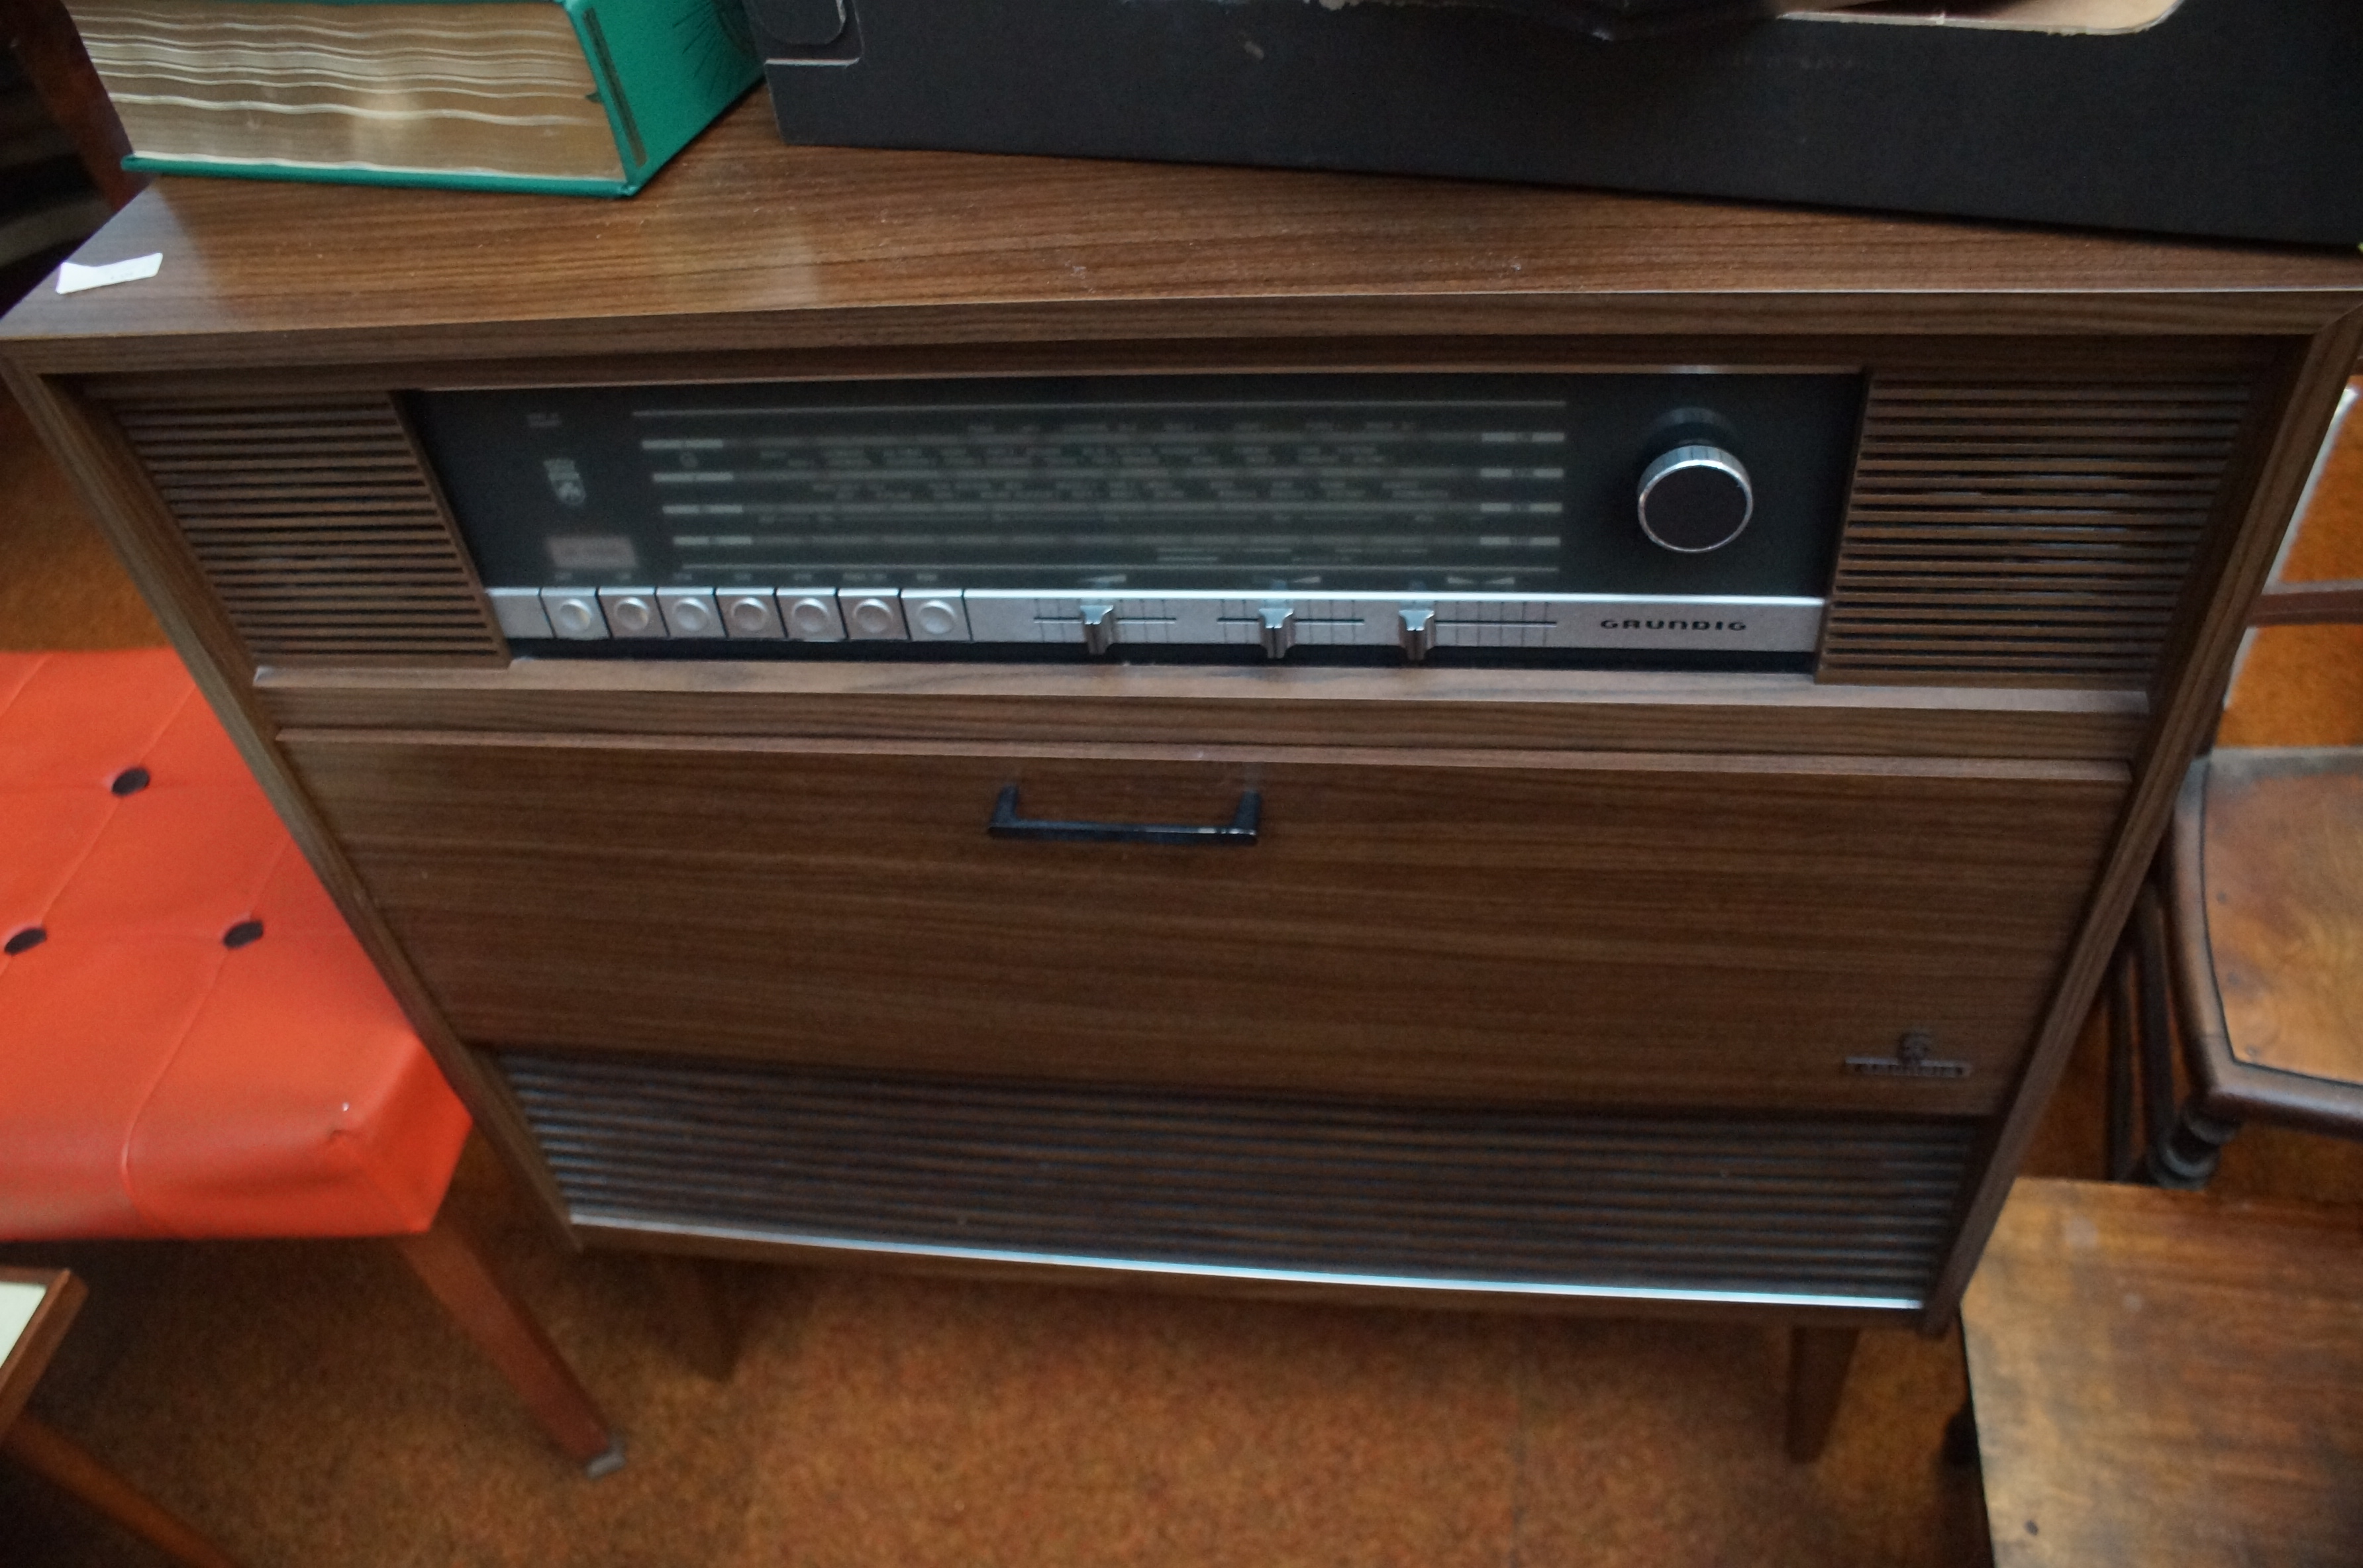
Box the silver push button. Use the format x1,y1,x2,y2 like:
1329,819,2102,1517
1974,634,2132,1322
719,591,784,638
597,587,664,638
657,589,725,638
780,591,845,641
843,592,907,640
487,587,552,640
541,589,608,640
907,595,971,642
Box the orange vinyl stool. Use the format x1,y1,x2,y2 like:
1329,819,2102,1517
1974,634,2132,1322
0,650,621,1500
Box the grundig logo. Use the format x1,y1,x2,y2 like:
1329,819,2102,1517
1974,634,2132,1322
1600,618,1748,632
1844,1031,1972,1081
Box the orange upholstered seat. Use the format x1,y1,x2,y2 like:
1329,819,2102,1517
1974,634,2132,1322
0,649,469,1240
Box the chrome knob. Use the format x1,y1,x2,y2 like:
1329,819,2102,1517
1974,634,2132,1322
1079,603,1117,656
1258,603,1296,660
1637,444,1754,554
1397,605,1436,663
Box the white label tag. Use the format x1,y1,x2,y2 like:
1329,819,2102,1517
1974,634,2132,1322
0,1279,46,1357
56,253,164,295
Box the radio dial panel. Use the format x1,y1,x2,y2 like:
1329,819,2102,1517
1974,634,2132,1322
415,370,1861,665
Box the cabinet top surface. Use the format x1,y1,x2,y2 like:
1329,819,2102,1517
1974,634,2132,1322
5,97,2361,372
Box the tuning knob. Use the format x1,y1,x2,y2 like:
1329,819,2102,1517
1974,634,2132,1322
1637,444,1754,554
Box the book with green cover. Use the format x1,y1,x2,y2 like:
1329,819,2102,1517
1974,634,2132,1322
67,0,760,197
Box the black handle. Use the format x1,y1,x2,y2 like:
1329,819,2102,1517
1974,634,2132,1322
987,785,1260,846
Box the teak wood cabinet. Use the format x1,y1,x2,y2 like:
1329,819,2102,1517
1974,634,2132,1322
6,101,2360,1455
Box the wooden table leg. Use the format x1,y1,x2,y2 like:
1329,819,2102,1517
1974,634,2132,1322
1784,1325,1861,1462
648,1253,741,1383
391,1213,624,1476
3,1412,240,1568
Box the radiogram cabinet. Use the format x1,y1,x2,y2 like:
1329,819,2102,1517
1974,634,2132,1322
6,102,2360,1447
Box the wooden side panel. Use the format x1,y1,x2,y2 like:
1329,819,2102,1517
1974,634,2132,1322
284,732,2127,1114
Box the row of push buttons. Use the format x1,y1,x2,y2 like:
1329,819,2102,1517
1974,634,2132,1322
487,587,974,643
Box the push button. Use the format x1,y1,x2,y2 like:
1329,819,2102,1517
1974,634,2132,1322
487,587,554,640
658,589,725,639
844,593,908,641
541,590,608,640
781,591,845,641
597,588,665,638
907,595,970,642
720,592,785,638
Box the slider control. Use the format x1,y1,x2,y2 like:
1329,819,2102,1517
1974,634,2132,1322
1398,605,1436,663
1258,604,1296,660
1079,603,1117,656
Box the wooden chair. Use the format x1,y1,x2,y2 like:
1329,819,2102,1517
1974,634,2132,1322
1960,1177,2363,1568
2111,385,2363,1185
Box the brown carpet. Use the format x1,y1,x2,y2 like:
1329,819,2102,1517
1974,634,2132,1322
1,379,2358,1568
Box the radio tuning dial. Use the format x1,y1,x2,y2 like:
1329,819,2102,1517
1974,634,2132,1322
1637,444,1754,554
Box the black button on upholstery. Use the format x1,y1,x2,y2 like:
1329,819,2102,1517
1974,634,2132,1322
5,926,46,955
223,919,264,950
111,766,151,796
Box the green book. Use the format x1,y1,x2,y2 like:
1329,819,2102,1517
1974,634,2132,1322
68,0,760,197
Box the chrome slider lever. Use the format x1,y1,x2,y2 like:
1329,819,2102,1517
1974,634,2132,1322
1078,602,1117,656
1258,603,1296,660
1397,604,1435,663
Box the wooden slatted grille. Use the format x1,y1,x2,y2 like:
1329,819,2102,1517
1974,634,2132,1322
1819,377,2253,686
110,395,505,663
504,1052,1976,1306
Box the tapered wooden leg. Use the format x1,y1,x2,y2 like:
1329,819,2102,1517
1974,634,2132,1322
1784,1326,1861,1462
648,1254,740,1382
390,1214,623,1475
3,1414,240,1568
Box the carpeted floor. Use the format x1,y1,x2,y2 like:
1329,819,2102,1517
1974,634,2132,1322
1,380,2357,1568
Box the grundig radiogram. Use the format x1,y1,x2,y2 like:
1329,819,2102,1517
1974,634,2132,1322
6,103,2359,1455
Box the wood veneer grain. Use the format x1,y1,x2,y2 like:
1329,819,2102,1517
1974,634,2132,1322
1964,1179,2363,1568
254,662,2152,760
285,730,2127,1115
2,103,2359,376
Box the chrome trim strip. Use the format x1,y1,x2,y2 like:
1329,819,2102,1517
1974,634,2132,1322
962,589,1824,654
569,1210,1923,1312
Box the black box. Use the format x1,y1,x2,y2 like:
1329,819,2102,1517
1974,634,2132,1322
750,0,2362,248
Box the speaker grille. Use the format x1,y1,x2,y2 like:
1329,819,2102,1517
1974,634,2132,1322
503,1053,1974,1307
1819,377,2252,687
110,395,505,665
